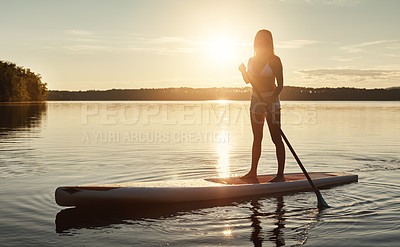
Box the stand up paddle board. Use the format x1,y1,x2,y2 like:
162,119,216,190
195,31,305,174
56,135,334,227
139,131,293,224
55,172,357,207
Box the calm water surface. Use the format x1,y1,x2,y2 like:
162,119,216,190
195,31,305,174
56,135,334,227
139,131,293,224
0,101,399,246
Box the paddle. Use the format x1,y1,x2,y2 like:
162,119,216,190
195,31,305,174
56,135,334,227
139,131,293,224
239,65,329,209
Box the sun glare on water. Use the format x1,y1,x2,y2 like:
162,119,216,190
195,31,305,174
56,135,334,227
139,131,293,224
215,129,235,178
223,224,233,237
208,36,237,63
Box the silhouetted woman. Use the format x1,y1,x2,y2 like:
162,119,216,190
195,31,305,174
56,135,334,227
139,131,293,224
238,29,285,182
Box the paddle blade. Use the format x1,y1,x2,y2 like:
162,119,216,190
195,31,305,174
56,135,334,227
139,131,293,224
316,191,329,209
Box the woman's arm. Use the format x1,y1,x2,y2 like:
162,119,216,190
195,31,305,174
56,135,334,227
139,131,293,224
238,63,251,84
272,56,283,98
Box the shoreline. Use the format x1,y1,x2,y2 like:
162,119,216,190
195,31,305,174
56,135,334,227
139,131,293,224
46,86,400,101
1,86,399,102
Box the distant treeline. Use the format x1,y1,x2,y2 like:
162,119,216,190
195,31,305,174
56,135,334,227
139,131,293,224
0,60,48,102
47,86,400,101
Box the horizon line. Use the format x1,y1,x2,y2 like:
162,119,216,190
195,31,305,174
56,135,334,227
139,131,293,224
48,86,400,92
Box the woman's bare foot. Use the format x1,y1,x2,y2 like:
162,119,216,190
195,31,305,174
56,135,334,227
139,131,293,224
269,176,285,183
240,172,257,179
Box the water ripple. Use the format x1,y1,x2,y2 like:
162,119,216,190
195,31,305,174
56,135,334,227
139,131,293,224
1,101,399,246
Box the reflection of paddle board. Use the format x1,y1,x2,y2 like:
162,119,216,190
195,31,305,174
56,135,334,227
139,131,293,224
55,172,358,207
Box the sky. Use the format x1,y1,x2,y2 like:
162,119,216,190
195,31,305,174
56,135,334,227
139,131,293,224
1,0,399,90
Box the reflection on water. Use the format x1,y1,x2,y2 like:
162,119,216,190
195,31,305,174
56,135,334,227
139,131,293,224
249,196,322,247
222,224,233,237
214,101,234,178
250,196,286,247
216,130,233,178
55,194,322,247
55,199,241,234
267,196,286,246
0,102,47,131
250,200,265,246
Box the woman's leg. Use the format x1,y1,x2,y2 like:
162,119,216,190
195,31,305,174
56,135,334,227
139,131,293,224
266,109,286,181
242,112,265,178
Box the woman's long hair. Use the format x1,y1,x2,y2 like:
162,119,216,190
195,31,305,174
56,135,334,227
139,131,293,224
254,29,275,58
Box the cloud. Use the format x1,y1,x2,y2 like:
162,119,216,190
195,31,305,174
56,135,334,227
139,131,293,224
57,31,247,55
57,31,206,54
276,39,320,49
64,30,94,36
133,36,207,54
145,36,193,44
341,40,400,53
320,0,361,5
296,68,400,88
63,44,121,54
298,68,398,77
330,56,361,62
279,0,361,6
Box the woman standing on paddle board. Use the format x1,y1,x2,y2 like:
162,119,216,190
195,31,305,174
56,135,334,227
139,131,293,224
238,29,285,182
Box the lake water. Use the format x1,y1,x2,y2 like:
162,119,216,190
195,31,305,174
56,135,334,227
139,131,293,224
0,101,399,246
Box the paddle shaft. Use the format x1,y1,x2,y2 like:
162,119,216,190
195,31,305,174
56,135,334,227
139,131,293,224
249,82,329,209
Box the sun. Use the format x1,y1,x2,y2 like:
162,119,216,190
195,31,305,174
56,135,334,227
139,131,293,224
208,36,237,63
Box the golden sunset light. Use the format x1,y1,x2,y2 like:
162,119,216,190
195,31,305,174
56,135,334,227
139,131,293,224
216,133,231,178
208,36,238,63
1,1,399,247
1,1,398,90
